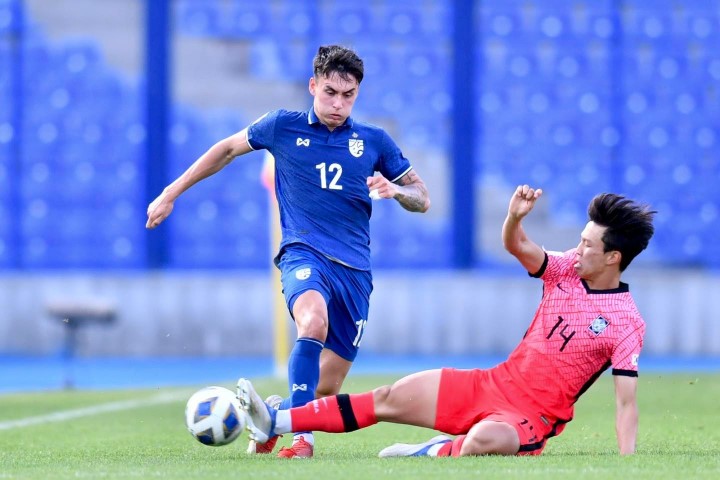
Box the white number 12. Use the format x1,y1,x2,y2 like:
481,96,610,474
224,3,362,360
316,162,343,190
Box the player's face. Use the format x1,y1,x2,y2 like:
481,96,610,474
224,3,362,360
309,73,359,130
574,221,616,279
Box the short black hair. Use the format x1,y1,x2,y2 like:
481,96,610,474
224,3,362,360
588,193,656,271
313,45,364,84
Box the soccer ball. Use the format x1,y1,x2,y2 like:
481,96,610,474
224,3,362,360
185,386,246,446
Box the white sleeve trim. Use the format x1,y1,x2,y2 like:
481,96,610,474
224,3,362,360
390,166,413,183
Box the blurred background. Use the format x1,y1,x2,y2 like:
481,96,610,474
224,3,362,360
1,0,719,390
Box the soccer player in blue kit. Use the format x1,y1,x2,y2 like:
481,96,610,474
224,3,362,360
146,45,431,458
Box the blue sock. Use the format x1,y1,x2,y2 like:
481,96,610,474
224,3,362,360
281,337,324,409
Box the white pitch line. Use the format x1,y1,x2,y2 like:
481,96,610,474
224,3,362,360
0,391,186,431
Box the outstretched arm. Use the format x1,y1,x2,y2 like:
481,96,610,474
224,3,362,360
146,128,253,229
502,185,545,274
366,170,430,213
614,375,639,455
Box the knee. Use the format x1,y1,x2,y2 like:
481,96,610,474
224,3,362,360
462,422,520,456
292,291,328,337
373,384,392,404
294,310,328,339
315,382,341,397
370,385,395,418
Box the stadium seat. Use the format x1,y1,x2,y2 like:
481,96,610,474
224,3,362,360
57,39,101,76
228,1,269,38
169,228,269,268
382,6,421,36
329,8,371,35
175,0,220,36
274,1,316,38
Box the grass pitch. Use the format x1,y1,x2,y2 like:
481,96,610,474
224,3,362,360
0,373,718,480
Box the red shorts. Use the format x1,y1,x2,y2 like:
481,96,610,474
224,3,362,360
434,368,566,456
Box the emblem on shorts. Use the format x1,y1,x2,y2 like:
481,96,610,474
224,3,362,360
295,268,311,280
349,138,364,158
588,315,610,336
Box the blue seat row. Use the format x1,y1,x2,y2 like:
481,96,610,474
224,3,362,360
175,0,450,39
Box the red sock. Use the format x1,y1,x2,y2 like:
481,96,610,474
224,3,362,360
290,392,377,433
437,435,466,457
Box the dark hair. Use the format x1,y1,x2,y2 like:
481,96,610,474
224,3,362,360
588,193,656,271
313,45,364,84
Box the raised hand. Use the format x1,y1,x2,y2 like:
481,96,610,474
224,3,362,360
508,184,543,220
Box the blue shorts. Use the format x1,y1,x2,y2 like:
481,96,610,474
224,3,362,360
276,243,372,362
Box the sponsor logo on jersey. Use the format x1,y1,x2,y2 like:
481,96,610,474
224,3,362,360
631,354,639,366
349,138,364,157
295,268,311,280
588,315,610,336
296,137,310,147
292,383,308,392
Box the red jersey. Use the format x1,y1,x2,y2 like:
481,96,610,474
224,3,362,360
492,249,645,423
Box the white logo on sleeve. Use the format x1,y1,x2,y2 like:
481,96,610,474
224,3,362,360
349,138,364,157
292,383,307,392
631,354,639,366
296,138,310,147
295,268,311,280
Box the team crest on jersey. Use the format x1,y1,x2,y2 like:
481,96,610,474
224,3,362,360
295,268,311,280
349,139,364,158
588,315,610,336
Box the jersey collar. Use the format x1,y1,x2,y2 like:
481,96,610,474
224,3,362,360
307,109,354,129
581,279,630,294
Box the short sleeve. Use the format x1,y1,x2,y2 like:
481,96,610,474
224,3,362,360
611,323,645,376
247,110,282,151
377,130,412,182
535,249,576,282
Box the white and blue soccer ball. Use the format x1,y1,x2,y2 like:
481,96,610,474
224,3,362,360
185,386,245,446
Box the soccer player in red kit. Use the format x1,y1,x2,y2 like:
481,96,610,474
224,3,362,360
237,185,656,457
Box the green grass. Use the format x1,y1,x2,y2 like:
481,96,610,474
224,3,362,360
0,373,718,480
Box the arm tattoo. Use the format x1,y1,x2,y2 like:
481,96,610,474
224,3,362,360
394,170,430,213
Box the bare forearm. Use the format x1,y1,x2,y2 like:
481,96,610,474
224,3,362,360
395,184,430,212
502,214,527,254
394,170,430,212
164,141,235,200
616,403,638,455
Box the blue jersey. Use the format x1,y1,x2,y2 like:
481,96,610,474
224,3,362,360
247,109,413,271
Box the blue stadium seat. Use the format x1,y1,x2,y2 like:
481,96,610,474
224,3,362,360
57,39,101,76
371,218,451,269
23,241,144,269
273,1,316,38
328,7,371,35
228,1,269,38
175,0,220,36
169,241,268,269
382,5,422,36
204,109,246,140
481,11,519,39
